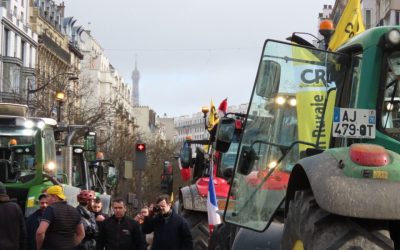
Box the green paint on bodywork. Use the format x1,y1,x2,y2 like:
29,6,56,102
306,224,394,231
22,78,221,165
327,147,400,181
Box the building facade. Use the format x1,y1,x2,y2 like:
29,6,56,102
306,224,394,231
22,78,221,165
330,0,400,31
29,0,83,121
0,0,37,103
77,29,135,153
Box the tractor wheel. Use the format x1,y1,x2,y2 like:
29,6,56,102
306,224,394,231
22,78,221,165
208,223,238,250
281,190,394,250
181,209,209,250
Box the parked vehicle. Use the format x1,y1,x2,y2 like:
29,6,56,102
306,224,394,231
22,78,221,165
215,21,400,249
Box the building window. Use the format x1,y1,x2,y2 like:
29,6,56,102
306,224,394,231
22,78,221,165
396,11,400,25
365,9,371,29
4,28,9,56
21,0,24,7
20,11,24,22
14,33,17,57
21,40,25,64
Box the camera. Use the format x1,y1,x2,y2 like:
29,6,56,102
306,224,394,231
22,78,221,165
153,205,161,213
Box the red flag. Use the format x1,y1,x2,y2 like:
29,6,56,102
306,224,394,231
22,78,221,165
218,98,228,114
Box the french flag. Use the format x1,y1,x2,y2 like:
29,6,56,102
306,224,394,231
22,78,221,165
207,174,221,233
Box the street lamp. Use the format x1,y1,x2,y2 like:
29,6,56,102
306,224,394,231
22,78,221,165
27,72,78,105
55,91,65,122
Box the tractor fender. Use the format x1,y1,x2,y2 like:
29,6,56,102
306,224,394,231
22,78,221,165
231,222,283,250
179,184,207,212
286,152,400,220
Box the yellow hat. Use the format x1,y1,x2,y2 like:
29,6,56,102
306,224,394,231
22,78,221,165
46,185,66,200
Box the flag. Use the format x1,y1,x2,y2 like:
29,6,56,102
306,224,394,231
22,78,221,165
218,98,228,117
207,173,221,233
328,0,365,51
207,100,219,131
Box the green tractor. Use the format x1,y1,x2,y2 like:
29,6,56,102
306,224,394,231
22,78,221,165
0,103,81,216
55,126,117,214
216,25,400,249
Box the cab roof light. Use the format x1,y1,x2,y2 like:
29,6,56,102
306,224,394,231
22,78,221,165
349,144,390,167
385,29,400,47
275,96,286,105
289,98,297,107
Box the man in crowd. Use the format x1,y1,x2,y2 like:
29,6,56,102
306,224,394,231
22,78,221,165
96,198,145,250
75,190,98,250
36,185,85,250
142,194,193,250
0,181,26,250
27,193,48,250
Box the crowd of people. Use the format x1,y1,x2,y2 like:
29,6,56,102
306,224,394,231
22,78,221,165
0,181,193,250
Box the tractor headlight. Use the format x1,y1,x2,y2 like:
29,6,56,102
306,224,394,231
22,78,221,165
44,161,56,173
37,121,45,129
24,120,34,129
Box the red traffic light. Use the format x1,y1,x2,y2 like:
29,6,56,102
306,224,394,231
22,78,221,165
136,143,146,151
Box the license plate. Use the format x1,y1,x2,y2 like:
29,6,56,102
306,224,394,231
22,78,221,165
333,108,376,138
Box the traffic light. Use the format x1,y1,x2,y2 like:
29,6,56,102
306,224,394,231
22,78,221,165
136,143,146,152
135,143,146,170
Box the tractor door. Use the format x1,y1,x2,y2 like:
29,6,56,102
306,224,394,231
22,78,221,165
223,40,349,231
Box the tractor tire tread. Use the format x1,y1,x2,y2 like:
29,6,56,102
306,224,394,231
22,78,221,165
281,190,394,250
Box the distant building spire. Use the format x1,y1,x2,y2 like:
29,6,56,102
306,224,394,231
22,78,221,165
132,55,140,106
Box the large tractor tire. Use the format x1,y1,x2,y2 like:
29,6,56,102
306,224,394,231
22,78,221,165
281,190,394,250
181,209,209,250
208,223,238,250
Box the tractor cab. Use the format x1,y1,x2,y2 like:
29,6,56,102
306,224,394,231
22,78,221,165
219,40,349,231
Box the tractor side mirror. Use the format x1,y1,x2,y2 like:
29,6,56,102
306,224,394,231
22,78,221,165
107,165,117,186
84,131,97,151
180,145,192,168
215,117,236,153
255,60,281,98
237,145,259,175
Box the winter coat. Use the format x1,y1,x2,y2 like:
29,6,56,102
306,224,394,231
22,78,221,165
26,209,44,250
96,215,145,250
0,195,27,250
141,210,193,250
75,205,98,250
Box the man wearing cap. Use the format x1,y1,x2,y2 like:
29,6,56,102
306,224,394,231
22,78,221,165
36,185,85,250
26,193,48,250
0,181,27,250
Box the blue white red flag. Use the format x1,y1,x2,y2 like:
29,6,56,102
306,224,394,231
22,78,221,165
207,174,221,232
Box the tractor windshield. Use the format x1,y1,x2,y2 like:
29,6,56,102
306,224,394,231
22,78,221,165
0,128,36,183
224,40,349,231
381,51,400,140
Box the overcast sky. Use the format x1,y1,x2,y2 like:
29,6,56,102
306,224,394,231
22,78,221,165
58,0,335,117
